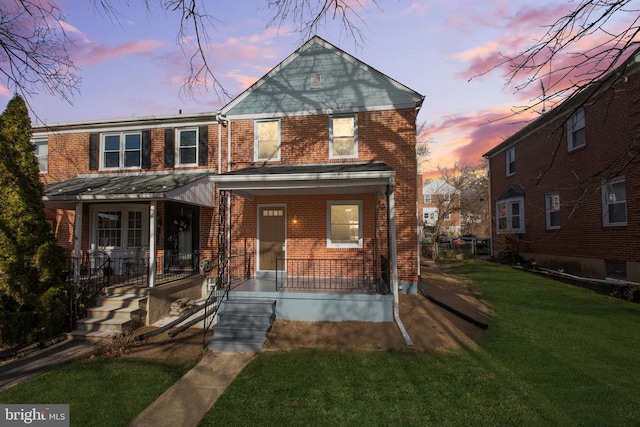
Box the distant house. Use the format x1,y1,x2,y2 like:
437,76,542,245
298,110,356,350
419,178,461,238
484,53,640,282
36,36,425,340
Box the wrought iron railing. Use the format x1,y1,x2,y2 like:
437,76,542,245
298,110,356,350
275,257,385,293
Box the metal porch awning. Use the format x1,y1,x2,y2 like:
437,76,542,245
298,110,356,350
209,161,395,199
43,170,216,208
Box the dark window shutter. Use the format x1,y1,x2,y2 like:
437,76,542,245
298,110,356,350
164,128,175,167
142,130,151,169
89,133,99,170
198,125,208,166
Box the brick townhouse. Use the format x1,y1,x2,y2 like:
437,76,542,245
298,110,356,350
36,36,424,339
484,53,640,283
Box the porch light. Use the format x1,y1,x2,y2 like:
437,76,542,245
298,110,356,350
293,215,298,224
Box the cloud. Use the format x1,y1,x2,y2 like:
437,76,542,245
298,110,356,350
72,38,166,67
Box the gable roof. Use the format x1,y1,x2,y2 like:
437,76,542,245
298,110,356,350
222,36,424,118
423,178,459,194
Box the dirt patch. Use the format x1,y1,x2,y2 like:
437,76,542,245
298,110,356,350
115,261,491,359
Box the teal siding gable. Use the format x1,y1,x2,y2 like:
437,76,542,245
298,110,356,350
223,37,423,117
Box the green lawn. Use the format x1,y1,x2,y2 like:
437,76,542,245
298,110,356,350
200,261,640,426
0,357,196,427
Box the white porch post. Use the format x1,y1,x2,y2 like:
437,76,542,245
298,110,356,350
149,201,157,288
73,202,83,284
388,178,413,346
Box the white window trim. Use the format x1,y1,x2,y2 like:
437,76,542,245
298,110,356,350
496,197,525,234
567,108,586,151
254,119,281,162
545,193,561,230
329,115,358,159
326,200,363,248
424,194,431,203
506,147,515,177
90,204,149,250
100,132,142,171
34,139,48,174
602,176,627,227
176,128,199,167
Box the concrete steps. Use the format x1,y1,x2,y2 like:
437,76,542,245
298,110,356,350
207,298,276,353
72,286,148,340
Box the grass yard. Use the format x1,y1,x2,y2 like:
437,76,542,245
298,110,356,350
0,357,196,427
200,261,640,426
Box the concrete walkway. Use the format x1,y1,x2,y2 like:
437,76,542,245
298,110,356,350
128,352,255,427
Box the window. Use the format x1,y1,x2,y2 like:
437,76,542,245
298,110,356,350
255,120,280,161
97,211,122,247
330,115,357,158
327,201,362,248
444,212,451,221
34,139,48,173
128,211,143,247
506,147,515,176
424,194,431,203
567,109,585,151
102,132,142,169
602,177,627,226
497,198,524,233
177,128,198,166
444,193,451,202
545,193,561,229
95,207,148,249
606,260,627,279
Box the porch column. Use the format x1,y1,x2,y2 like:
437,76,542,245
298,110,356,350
148,201,157,288
73,202,83,284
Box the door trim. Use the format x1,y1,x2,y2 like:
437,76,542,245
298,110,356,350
257,204,287,274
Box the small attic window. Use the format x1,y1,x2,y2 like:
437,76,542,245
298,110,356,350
310,73,322,89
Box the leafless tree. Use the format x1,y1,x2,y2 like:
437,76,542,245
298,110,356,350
500,0,640,115
0,0,376,110
416,122,431,172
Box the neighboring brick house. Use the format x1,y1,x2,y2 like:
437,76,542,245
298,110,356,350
36,36,424,329
484,53,640,282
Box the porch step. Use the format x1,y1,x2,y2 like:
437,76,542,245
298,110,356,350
207,298,276,353
71,291,148,340
104,285,149,297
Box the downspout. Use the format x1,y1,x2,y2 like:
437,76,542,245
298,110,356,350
148,201,157,288
217,115,222,174
388,178,413,346
73,202,83,284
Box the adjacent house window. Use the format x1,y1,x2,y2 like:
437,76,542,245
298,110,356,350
424,194,431,203
34,139,48,173
255,120,280,161
330,115,357,158
496,198,524,233
444,212,451,221
506,147,515,176
602,177,627,226
102,132,142,169
177,128,198,166
443,193,451,202
545,193,561,229
567,108,586,151
327,201,362,248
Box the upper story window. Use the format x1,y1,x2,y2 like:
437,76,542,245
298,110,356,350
102,132,141,170
255,120,280,161
177,128,198,166
497,197,524,234
506,147,515,176
567,108,585,151
545,193,560,229
443,193,451,202
327,200,362,248
424,194,432,203
330,115,357,158
602,177,626,226
34,139,48,174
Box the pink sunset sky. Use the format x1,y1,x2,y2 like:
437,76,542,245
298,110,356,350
3,0,635,174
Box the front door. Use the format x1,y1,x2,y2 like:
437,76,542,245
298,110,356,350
258,206,286,272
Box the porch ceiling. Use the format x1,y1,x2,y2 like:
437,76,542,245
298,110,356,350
43,170,216,208
210,161,395,199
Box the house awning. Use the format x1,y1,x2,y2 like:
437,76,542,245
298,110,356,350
43,170,215,209
209,162,395,199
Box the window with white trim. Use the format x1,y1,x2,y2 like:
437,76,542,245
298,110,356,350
327,201,362,248
255,120,280,161
177,128,198,166
95,207,148,249
330,115,357,158
497,197,524,233
102,132,142,169
567,109,585,151
34,139,48,173
545,193,560,229
506,147,515,176
602,177,627,226
424,194,431,203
